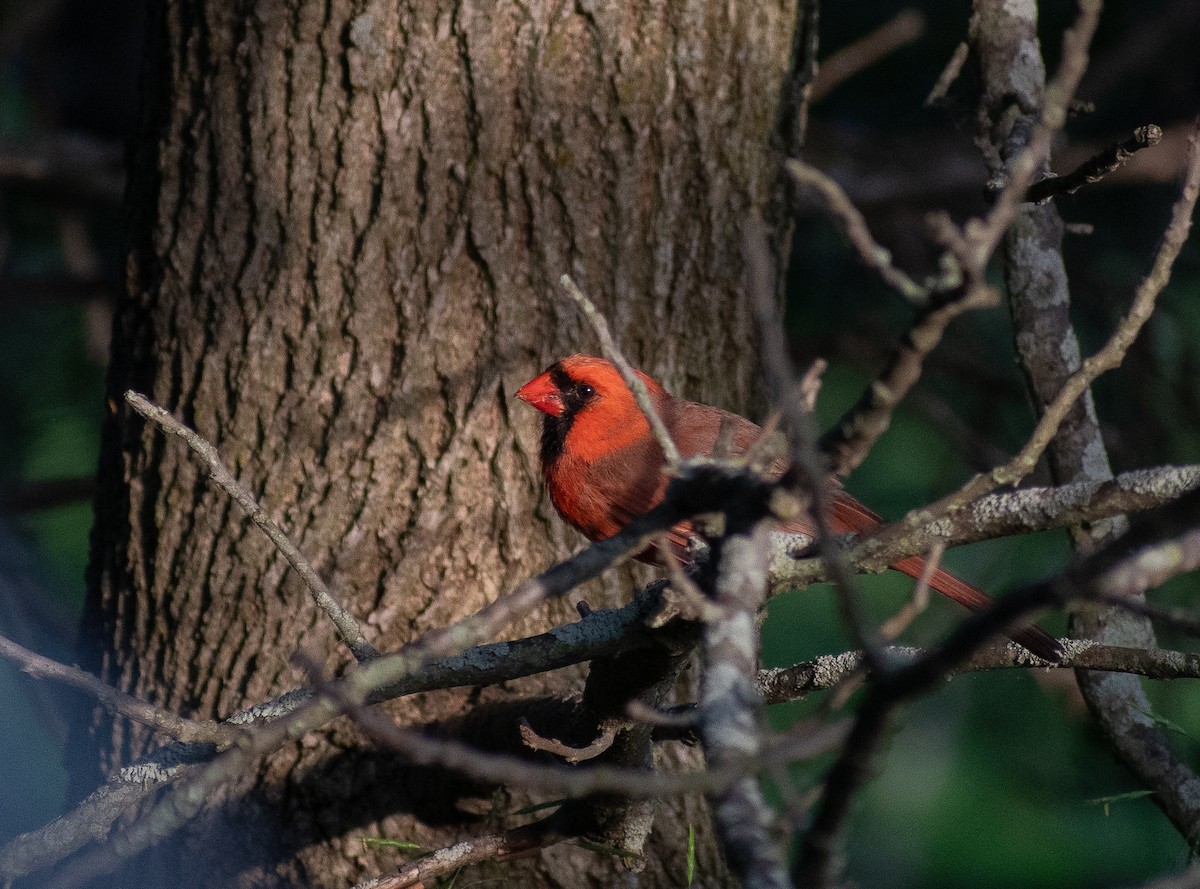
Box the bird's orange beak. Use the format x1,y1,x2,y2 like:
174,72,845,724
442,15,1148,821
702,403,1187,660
516,371,565,417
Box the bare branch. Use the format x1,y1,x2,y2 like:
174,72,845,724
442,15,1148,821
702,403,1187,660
0,633,232,745
759,642,1200,705
124,391,380,662
786,159,928,303
1078,487,1200,608
807,464,1200,587
925,39,971,106
1026,124,1163,201
811,10,926,103
519,719,619,763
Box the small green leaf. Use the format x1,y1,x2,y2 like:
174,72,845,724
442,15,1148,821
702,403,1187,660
1136,706,1196,742
511,798,567,816
1086,790,1156,816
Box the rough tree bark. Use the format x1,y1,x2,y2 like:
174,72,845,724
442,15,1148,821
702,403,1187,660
71,1,796,887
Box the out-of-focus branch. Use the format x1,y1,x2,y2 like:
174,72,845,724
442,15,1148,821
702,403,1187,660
786,159,928,303
925,39,971,106
1,476,96,513
744,211,880,666
811,10,926,103
0,133,125,204
698,517,790,889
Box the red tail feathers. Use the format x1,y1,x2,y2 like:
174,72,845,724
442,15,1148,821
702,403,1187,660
891,556,1062,662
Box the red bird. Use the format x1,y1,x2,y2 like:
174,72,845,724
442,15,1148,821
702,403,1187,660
516,354,1060,661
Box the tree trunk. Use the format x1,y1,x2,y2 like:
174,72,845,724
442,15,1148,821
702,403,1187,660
74,1,796,886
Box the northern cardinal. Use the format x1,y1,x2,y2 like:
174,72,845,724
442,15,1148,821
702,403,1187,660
516,354,1060,661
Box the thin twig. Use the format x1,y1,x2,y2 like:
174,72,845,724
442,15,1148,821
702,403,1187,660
519,719,619,763
877,541,941,640
925,39,971,106
124,390,380,662
559,274,681,466
811,9,926,103
0,633,233,745
786,159,929,303
1027,124,1163,202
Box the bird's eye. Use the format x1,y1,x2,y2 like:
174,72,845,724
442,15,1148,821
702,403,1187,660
577,383,595,399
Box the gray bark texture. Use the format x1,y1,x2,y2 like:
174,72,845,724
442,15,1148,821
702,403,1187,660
71,1,797,887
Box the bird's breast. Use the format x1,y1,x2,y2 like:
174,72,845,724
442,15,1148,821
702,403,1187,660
543,445,667,542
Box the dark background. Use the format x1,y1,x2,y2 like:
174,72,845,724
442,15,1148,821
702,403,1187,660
1,1,1197,885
